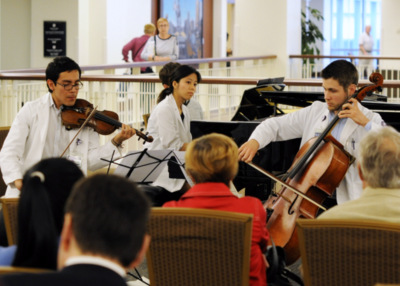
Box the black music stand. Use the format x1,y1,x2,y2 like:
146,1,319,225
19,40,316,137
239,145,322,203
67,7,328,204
101,149,191,285
103,149,192,185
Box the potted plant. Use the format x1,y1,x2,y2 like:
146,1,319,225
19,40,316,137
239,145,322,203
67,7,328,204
301,6,325,76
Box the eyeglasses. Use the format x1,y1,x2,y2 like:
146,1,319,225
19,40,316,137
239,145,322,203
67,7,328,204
56,81,83,91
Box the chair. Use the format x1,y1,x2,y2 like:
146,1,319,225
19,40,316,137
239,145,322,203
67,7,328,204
297,218,400,286
0,266,52,275
146,207,253,286
143,113,150,129
0,127,11,197
0,198,19,245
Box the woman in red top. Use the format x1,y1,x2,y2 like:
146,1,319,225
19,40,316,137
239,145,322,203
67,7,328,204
163,133,269,286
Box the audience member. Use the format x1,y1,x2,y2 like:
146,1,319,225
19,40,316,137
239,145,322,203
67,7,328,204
0,56,135,198
159,62,203,120
164,133,269,286
0,174,151,285
141,65,201,206
141,18,179,62
122,23,156,74
0,158,83,269
318,126,400,222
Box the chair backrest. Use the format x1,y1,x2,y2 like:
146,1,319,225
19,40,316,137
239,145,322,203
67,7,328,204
147,207,253,286
297,218,400,286
0,198,19,246
143,113,150,129
0,127,11,197
0,266,52,275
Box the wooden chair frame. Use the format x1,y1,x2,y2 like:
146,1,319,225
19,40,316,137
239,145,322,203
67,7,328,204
297,218,400,286
147,207,253,286
0,198,19,246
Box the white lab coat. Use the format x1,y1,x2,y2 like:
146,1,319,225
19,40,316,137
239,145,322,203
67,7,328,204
143,95,191,192
249,100,385,204
0,93,121,197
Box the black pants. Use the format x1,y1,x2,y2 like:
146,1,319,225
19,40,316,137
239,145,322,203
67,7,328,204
316,193,338,217
138,184,186,207
0,211,8,246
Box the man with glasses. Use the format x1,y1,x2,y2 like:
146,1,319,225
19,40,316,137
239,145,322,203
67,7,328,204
0,56,136,198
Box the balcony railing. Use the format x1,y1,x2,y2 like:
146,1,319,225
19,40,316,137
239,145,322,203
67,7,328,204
2,54,399,152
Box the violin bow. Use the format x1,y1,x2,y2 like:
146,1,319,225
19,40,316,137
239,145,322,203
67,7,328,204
60,106,98,158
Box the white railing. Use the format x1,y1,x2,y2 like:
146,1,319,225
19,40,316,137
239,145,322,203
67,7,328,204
0,75,259,152
2,54,400,153
289,55,400,100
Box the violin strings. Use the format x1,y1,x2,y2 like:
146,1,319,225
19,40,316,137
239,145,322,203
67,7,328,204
92,110,122,128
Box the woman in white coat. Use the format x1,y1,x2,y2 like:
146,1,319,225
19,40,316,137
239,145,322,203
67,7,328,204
142,65,201,205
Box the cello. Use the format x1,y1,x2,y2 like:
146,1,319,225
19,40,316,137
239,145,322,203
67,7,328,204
250,72,384,265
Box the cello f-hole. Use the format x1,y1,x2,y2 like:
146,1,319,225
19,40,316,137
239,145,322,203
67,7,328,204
288,195,298,215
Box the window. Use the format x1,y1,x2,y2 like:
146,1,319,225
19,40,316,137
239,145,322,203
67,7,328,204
330,0,381,56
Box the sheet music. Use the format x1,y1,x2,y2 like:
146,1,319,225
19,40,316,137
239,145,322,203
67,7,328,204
111,149,192,185
171,151,194,187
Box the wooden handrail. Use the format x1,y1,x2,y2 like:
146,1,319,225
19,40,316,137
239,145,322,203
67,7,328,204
0,54,277,73
289,54,400,60
1,73,400,88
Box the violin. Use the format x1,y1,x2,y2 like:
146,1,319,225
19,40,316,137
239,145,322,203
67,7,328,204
252,72,384,265
61,99,153,142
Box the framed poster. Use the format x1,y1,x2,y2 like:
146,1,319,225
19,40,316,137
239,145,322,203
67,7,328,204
44,21,66,57
160,0,203,59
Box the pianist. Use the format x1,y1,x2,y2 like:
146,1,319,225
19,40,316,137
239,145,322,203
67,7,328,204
238,60,385,207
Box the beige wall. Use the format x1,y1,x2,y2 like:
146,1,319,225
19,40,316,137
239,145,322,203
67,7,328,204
0,0,151,70
0,0,31,70
233,0,301,78
30,0,79,68
380,0,400,69
1,0,399,72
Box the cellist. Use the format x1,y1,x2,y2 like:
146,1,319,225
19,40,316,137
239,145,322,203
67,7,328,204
239,60,385,207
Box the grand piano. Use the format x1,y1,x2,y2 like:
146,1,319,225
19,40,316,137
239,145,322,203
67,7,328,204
191,81,400,199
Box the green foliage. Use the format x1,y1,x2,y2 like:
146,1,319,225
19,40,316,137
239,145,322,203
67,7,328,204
301,7,325,56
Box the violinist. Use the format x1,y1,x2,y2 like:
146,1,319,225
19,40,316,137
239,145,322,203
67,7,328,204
239,60,385,207
0,56,136,198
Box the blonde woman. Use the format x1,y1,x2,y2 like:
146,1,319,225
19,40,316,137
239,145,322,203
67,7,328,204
164,133,270,286
141,18,179,62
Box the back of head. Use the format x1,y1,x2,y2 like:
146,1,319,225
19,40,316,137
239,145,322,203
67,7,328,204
321,60,358,89
45,56,81,93
144,23,156,35
13,158,84,269
185,133,238,186
359,126,400,188
157,64,201,103
159,62,181,86
66,174,150,267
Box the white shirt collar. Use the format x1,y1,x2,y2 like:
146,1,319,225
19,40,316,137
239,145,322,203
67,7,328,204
64,255,126,277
